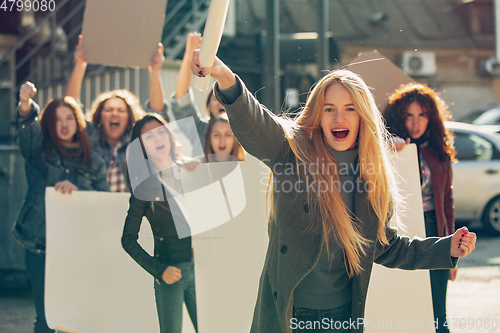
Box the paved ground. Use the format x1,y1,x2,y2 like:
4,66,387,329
1,228,498,333
446,227,500,333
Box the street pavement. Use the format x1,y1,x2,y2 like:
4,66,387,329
1,228,498,333
446,227,500,333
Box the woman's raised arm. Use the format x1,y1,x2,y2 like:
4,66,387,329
191,50,236,90
148,43,166,112
19,81,36,116
190,51,287,167
65,35,87,100
176,33,202,99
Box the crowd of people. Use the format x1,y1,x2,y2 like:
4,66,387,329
13,31,476,333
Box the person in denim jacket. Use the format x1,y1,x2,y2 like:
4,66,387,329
14,82,109,333
65,35,169,192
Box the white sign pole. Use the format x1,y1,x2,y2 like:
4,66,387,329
194,0,231,91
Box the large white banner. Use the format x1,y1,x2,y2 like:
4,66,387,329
365,144,434,332
45,155,268,333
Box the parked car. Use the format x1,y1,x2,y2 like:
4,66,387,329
446,121,500,234
458,106,500,126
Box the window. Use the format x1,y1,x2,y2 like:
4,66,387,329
454,132,500,161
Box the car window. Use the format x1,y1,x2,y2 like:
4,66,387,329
459,110,486,124
472,108,500,125
454,132,499,161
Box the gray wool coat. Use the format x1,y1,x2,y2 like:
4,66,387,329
214,76,457,333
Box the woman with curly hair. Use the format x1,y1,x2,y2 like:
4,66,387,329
65,35,168,192
190,52,475,333
383,82,456,333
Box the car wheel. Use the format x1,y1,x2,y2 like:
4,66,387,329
482,196,500,235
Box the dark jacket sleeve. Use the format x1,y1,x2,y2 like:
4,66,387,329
121,195,168,280
17,101,44,165
213,76,289,168
374,226,458,270
444,160,455,235
145,100,170,122
90,155,110,192
170,93,208,147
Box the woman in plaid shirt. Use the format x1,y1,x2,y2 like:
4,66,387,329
65,35,169,192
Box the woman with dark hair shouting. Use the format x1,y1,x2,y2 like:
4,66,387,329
122,113,198,333
15,82,109,333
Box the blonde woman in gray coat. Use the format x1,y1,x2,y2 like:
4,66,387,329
190,52,476,333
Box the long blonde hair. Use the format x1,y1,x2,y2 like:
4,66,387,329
270,69,399,277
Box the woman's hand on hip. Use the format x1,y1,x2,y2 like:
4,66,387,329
449,267,458,281
162,266,182,284
450,226,476,257
54,180,78,194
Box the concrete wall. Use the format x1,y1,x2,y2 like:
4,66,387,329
0,146,28,274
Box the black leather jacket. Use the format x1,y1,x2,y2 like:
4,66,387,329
121,175,193,280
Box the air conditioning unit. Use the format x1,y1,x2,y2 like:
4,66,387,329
401,51,437,77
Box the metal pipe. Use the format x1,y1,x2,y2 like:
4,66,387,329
50,15,57,85
263,0,280,114
496,0,500,62
317,0,329,74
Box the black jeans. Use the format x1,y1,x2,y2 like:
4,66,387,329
424,210,450,333
154,260,197,333
292,302,352,333
25,249,54,333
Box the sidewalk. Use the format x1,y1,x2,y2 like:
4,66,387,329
1,233,498,333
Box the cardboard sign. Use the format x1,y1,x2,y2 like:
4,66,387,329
80,0,168,68
346,50,414,112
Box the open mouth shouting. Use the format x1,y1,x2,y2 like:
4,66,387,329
110,121,121,131
156,144,166,152
100,97,131,146
60,127,69,136
320,83,360,151
332,128,350,140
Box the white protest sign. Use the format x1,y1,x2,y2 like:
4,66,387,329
44,155,268,333
194,0,231,91
365,144,434,332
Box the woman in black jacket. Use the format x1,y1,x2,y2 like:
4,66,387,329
121,113,197,333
